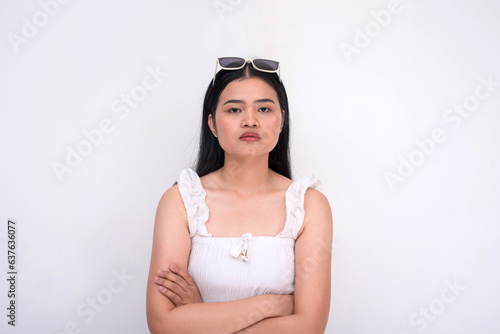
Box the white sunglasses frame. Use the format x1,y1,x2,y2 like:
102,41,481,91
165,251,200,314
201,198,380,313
212,57,281,86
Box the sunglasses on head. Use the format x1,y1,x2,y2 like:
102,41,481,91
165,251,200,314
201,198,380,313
213,57,281,85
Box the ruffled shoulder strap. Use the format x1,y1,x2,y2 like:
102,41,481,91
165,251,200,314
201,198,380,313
177,168,212,238
276,174,322,240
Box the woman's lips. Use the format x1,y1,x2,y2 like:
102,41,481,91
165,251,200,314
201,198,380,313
240,132,260,141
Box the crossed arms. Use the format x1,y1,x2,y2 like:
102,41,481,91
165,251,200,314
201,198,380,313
146,185,333,334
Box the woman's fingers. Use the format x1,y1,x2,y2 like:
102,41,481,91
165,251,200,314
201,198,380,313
169,266,203,303
155,274,186,307
157,270,188,292
156,267,203,305
154,274,185,295
158,285,183,307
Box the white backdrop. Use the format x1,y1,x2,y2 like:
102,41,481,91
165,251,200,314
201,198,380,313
1,0,499,333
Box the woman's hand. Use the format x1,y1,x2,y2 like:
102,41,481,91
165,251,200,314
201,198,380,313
154,265,203,307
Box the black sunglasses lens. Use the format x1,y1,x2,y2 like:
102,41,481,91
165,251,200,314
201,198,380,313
252,59,279,71
219,57,246,68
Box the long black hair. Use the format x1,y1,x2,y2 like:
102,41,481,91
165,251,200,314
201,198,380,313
194,63,292,179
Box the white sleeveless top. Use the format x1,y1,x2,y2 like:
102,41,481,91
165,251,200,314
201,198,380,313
177,168,321,303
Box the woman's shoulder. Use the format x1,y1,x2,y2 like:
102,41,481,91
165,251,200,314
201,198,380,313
304,187,330,210
302,186,332,234
286,171,323,198
152,184,190,235
158,184,184,210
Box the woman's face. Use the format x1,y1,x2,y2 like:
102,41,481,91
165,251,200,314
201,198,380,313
208,77,284,160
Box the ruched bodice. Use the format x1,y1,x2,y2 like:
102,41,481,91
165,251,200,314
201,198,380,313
177,168,321,303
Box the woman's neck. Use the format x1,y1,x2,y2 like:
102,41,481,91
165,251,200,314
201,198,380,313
216,155,273,193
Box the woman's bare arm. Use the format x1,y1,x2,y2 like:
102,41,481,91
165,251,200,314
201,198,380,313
146,185,293,334
235,188,333,334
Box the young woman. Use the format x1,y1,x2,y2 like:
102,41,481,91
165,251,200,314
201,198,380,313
146,57,333,334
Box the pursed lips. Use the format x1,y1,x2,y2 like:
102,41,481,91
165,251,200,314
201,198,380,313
240,132,260,140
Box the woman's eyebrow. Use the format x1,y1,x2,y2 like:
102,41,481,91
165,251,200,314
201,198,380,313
255,98,275,104
223,98,276,106
223,99,244,105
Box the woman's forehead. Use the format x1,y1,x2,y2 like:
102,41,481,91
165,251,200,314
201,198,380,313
219,77,278,101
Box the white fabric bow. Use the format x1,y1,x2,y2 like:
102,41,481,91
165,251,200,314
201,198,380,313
230,233,252,262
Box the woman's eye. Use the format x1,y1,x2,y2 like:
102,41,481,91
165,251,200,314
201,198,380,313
228,108,241,113
259,107,271,112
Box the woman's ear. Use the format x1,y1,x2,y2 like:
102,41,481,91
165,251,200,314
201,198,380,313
281,109,285,130
208,113,217,137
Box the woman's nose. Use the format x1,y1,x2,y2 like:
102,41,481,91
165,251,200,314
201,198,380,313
241,111,258,127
